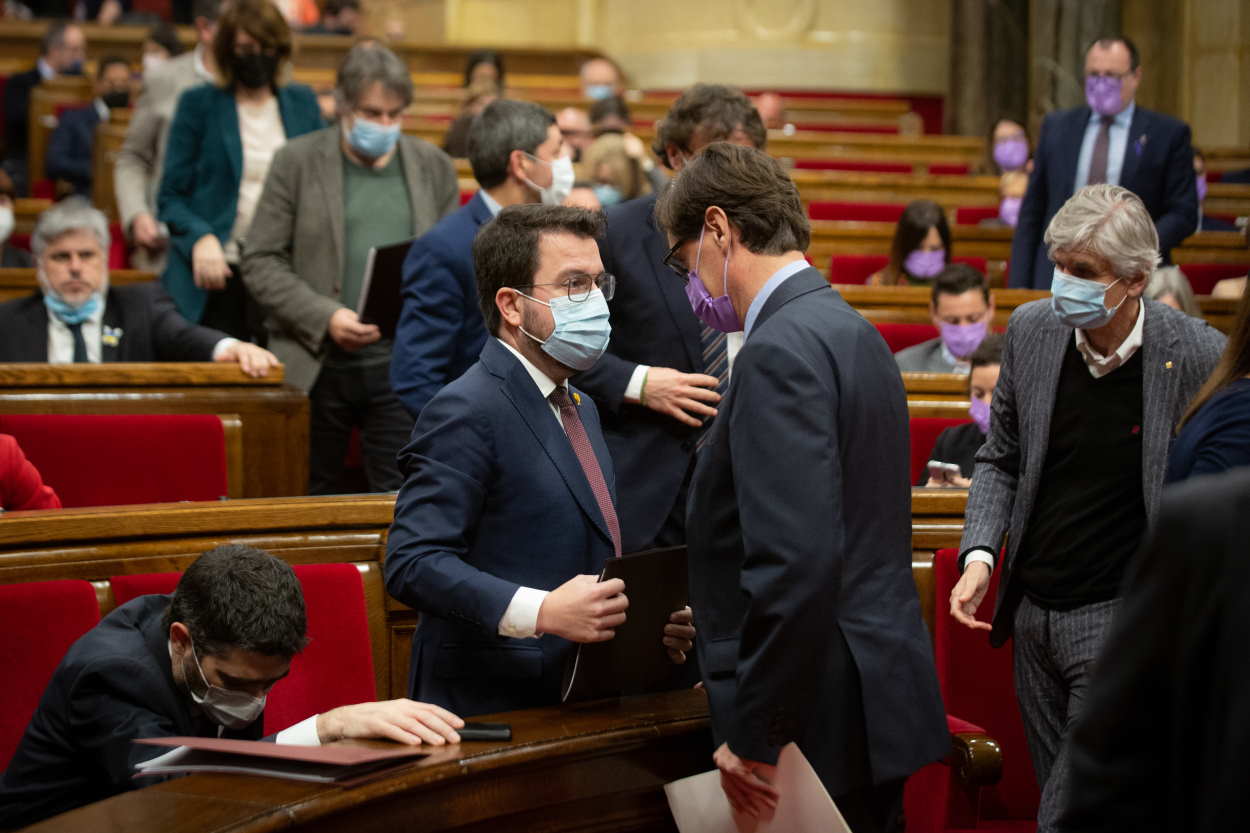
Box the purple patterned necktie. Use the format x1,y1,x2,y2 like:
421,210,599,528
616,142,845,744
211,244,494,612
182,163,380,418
549,387,622,557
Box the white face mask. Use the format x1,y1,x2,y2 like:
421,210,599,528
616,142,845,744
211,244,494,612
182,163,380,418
0,205,13,246
186,643,267,729
523,154,576,206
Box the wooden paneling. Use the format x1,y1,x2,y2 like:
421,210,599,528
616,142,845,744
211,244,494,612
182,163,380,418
0,267,152,302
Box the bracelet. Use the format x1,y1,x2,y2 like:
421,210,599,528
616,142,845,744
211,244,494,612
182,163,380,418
638,367,650,407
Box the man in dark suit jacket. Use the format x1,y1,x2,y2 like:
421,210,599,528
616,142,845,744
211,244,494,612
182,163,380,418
0,545,463,829
45,56,133,198
1056,468,1250,833
572,84,765,553
950,185,1225,831
655,143,947,833
385,205,694,717
1010,37,1197,289
0,198,276,374
391,99,569,419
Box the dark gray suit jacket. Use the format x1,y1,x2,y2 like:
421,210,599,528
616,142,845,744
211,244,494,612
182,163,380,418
686,267,947,796
960,298,1225,645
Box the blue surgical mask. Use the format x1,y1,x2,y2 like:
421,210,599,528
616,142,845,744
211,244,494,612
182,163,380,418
346,117,401,159
43,290,100,325
584,84,615,101
518,288,612,371
1050,268,1124,329
592,183,623,206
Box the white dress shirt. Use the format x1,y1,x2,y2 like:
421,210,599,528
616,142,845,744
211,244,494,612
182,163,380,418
45,293,238,363
1074,101,1136,190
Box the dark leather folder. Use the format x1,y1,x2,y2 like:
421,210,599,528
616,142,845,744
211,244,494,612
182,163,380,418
561,546,689,703
355,237,417,341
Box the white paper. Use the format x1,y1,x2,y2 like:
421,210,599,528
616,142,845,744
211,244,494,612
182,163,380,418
664,743,851,833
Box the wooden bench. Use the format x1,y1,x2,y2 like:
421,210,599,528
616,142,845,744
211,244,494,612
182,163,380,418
0,266,151,301
0,363,308,498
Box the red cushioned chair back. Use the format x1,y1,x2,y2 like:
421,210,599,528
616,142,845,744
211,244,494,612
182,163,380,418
0,580,100,770
1179,262,1250,295
955,206,1001,225
933,548,1040,821
0,414,228,507
111,572,181,606
952,255,989,275
794,159,910,173
808,201,907,222
829,254,889,284
459,189,476,205
929,163,971,176
875,321,939,353
908,417,970,484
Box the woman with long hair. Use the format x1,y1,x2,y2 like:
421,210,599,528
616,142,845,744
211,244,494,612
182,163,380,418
867,199,952,286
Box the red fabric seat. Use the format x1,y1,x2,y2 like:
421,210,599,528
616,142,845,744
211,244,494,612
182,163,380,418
110,564,377,736
1178,262,1249,295
795,159,912,174
929,163,971,176
459,189,476,205
809,201,908,222
955,206,1001,225
876,322,939,354
0,580,100,770
829,254,889,284
108,222,129,269
952,255,989,275
0,414,229,507
909,417,970,483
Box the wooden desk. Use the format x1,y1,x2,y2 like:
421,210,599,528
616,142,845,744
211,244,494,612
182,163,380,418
11,198,51,239
0,267,152,301
26,78,93,190
0,364,308,499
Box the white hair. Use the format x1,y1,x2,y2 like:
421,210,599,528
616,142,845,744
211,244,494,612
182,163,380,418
31,196,110,258
1044,184,1160,282
1146,265,1201,316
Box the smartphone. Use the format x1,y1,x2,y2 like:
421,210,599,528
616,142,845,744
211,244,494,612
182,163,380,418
926,460,962,484
458,722,512,742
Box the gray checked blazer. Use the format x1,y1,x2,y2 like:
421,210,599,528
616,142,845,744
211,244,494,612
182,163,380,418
959,297,1225,645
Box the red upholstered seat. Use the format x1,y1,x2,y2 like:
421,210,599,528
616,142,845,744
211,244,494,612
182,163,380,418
110,564,377,737
955,206,1001,226
0,580,100,770
829,254,889,284
929,163,971,176
808,201,907,222
0,414,229,507
108,222,129,269
794,159,911,173
459,189,476,205
1178,262,1249,295
909,418,970,484
876,322,939,354
30,180,55,199
952,255,989,275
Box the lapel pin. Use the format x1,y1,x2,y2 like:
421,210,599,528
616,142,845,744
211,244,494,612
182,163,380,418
572,391,581,405
1164,360,1173,370
101,326,123,347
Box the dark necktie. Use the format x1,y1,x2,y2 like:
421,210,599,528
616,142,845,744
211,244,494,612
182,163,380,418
67,321,89,363
1087,116,1114,185
549,387,622,557
696,326,730,451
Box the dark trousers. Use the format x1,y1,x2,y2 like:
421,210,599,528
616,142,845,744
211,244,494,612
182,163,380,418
1013,595,1120,833
203,266,266,345
308,359,413,495
834,777,906,833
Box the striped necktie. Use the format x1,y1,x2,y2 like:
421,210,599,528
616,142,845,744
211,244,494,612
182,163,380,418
696,326,730,450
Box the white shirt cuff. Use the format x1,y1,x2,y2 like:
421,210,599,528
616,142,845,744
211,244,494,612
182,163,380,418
624,364,650,404
274,714,321,746
211,337,239,361
497,586,550,638
964,548,996,572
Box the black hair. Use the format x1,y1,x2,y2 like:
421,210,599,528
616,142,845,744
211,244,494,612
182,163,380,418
146,22,185,57
97,55,132,80
40,21,76,56
466,99,556,190
588,95,630,131
931,262,989,305
1086,35,1141,71
652,83,767,168
463,49,505,88
970,332,1004,370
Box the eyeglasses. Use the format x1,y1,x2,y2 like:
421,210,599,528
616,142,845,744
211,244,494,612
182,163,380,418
521,272,615,302
662,239,690,279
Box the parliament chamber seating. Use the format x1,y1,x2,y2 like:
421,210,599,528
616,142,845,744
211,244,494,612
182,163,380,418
956,206,1002,225
0,413,240,506
1178,261,1250,294
0,579,100,771
829,254,991,285
910,417,972,484
877,321,940,353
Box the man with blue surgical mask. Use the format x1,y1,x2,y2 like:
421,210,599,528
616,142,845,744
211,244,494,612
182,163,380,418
385,205,695,717
242,44,459,495
949,184,1225,833
579,57,623,102
1009,35,1198,289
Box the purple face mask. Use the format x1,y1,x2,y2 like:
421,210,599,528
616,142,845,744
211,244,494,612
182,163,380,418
1085,75,1124,117
969,396,991,435
904,248,946,279
992,138,1029,171
940,319,987,359
999,196,1022,227
1196,173,1208,203
684,227,742,333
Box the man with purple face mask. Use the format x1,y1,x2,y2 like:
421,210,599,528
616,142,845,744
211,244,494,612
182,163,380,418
896,264,994,373
1009,36,1197,290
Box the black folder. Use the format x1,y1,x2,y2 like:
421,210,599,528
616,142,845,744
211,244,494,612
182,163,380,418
355,237,416,341
561,546,689,703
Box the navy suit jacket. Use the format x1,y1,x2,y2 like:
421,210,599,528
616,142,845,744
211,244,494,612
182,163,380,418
0,595,264,829
2,67,42,162
385,337,618,716
1010,105,1197,289
0,283,228,362
572,194,705,552
391,192,492,419
45,103,102,196
686,267,947,796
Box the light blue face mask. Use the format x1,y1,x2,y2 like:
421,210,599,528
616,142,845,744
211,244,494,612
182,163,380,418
1050,267,1123,329
518,288,612,371
43,290,100,325
584,84,615,101
346,117,401,159
592,183,623,207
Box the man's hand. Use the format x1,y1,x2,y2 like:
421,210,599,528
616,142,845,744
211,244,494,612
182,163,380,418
216,341,279,378
316,699,465,746
191,234,231,291
664,605,695,663
328,307,382,351
536,575,627,643
949,560,993,631
642,367,721,427
713,742,779,818
130,212,167,251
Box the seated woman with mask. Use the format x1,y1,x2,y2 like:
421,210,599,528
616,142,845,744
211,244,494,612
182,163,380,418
868,199,952,286
919,333,1004,487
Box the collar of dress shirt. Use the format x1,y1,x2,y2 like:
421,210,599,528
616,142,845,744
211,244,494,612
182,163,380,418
743,258,810,339
479,190,504,217
496,337,562,401
193,45,213,82
1074,296,1145,378
94,97,109,121
1089,100,1135,131
37,57,55,81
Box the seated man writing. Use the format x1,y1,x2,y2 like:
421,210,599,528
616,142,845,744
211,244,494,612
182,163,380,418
0,544,464,828
0,198,276,376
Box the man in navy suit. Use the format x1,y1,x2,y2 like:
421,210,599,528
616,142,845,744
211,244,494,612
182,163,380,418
391,99,572,419
385,205,695,717
655,143,947,833
1010,36,1197,289
572,84,766,553
46,56,133,198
